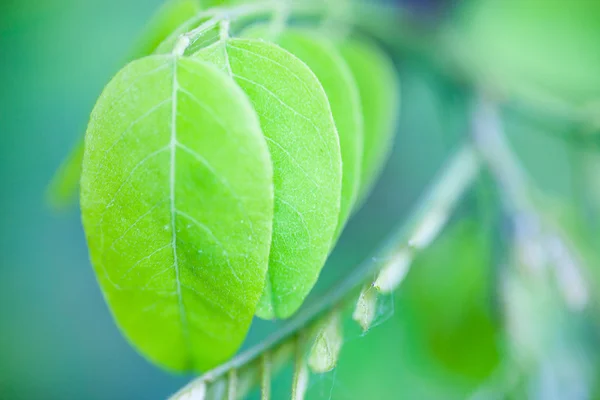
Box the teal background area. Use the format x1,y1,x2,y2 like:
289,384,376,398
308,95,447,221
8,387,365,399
0,1,587,399
0,1,187,398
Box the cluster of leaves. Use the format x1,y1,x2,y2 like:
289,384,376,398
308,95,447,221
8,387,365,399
51,0,400,374
170,143,480,399
42,0,600,398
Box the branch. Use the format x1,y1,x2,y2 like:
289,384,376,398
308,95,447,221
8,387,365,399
470,94,595,398
170,143,480,399
471,94,589,311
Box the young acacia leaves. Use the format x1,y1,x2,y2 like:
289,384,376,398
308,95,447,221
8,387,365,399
339,36,400,205
245,26,364,237
194,37,343,320
80,55,274,372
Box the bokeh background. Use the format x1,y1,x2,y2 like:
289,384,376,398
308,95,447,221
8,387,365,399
1,0,599,399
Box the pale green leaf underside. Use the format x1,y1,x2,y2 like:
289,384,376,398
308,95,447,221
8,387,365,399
339,36,400,206
81,55,274,371
248,27,364,239
195,38,342,319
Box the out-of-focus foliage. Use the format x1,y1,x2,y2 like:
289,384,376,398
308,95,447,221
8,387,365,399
311,219,501,400
401,219,500,381
339,36,401,205
448,0,600,123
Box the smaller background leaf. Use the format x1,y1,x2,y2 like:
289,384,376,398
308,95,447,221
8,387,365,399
195,38,343,319
264,27,364,238
339,35,400,206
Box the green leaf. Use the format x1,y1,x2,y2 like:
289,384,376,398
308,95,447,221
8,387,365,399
401,220,500,381
338,36,400,205
80,55,274,372
199,0,239,7
195,37,342,319
246,27,363,237
46,141,84,209
48,0,204,208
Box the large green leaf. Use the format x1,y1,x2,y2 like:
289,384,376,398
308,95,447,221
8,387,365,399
48,0,204,208
81,55,274,371
339,36,400,205
195,38,342,319
246,27,363,237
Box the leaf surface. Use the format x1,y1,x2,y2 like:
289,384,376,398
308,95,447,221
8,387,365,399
246,27,363,237
339,36,400,205
195,37,342,319
81,55,274,371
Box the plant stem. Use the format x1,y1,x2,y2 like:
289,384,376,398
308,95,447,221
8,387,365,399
471,95,595,398
226,369,237,400
471,95,532,214
290,334,309,400
260,353,271,400
169,143,480,399
266,0,291,40
471,94,589,310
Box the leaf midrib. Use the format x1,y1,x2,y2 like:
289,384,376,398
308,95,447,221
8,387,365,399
170,56,191,365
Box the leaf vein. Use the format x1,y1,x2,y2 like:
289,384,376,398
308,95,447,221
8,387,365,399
118,243,172,280
104,64,170,112
109,200,168,252
99,146,169,223
232,73,334,172
227,43,319,105
277,197,312,247
264,136,321,189
170,57,191,367
175,209,241,284
181,284,236,321
97,98,172,166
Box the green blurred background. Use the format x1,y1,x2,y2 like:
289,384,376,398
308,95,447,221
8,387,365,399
1,0,598,399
